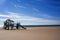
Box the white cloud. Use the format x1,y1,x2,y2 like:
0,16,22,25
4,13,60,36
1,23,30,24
14,5,26,9
33,8,39,12
10,1,26,9
38,14,60,19
32,7,60,19
0,12,60,26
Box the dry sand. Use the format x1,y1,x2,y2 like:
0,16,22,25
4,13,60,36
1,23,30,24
0,27,60,40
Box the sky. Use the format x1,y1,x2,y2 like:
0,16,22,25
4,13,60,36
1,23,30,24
0,0,60,26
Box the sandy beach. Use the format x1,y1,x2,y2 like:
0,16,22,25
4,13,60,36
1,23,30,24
0,27,60,40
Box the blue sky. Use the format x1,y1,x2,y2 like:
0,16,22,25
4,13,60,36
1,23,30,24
0,0,60,26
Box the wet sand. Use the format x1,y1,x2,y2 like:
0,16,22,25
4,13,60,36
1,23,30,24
0,27,60,40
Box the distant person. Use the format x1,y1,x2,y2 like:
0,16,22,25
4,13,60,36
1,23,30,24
16,23,20,29
16,23,26,29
